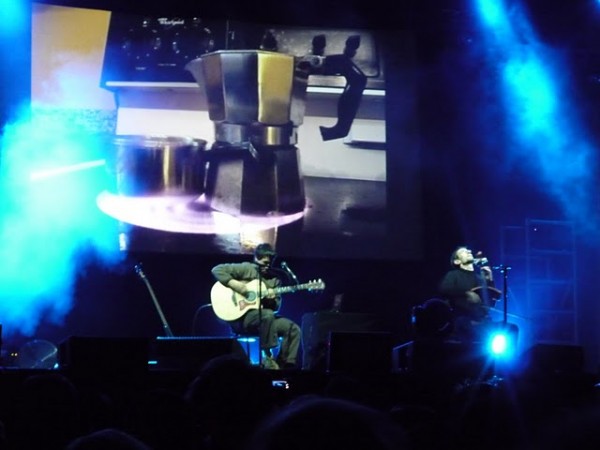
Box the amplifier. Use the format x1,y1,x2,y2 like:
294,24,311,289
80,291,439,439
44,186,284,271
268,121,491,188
301,312,382,370
150,336,247,371
327,331,392,374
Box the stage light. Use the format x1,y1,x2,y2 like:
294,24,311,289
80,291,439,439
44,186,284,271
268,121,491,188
490,333,508,355
485,325,518,360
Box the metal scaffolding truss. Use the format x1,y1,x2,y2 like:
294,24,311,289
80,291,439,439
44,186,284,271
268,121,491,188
499,219,577,346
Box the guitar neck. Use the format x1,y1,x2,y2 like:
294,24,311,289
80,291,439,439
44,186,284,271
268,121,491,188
273,283,313,295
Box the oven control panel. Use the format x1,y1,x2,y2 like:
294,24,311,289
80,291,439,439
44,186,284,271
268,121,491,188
101,14,227,84
101,13,385,90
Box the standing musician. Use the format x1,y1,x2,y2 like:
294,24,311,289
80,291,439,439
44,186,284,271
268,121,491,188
439,246,501,341
211,243,302,370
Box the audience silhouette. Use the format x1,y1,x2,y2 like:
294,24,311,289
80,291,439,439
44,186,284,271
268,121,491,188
244,395,409,450
0,347,596,450
8,372,83,450
65,428,152,450
184,354,278,450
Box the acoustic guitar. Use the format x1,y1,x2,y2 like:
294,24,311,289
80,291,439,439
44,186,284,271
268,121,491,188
210,279,325,321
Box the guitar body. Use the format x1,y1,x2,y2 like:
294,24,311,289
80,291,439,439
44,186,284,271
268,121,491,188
210,278,326,322
211,279,269,322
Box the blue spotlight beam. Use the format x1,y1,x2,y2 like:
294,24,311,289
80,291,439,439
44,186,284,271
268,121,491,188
474,0,511,35
472,0,599,230
0,0,28,36
29,159,106,181
0,0,31,127
0,113,123,339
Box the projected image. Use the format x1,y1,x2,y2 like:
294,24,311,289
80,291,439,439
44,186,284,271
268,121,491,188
26,5,422,261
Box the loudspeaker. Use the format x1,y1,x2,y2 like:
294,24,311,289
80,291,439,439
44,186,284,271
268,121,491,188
150,336,247,371
301,312,382,370
394,339,489,381
327,331,392,374
59,336,149,376
523,343,584,375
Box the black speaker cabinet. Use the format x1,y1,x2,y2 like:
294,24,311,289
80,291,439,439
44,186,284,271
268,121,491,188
327,331,392,374
301,312,382,370
523,343,584,375
394,339,490,382
59,336,149,376
150,336,247,371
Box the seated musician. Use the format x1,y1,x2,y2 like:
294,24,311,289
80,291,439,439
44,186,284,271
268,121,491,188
438,246,501,342
211,243,301,370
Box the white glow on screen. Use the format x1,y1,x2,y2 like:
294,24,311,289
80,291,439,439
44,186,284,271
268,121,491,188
29,159,106,181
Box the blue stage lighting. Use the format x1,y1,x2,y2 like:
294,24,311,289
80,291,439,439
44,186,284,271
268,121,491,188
0,0,27,36
486,325,518,360
490,333,508,355
474,0,509,30
472,0,599,228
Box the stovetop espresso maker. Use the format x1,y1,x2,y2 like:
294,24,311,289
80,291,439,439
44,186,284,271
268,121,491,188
185,36,367,217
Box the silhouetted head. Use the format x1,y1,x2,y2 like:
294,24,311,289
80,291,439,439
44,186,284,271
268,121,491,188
245,395,408,450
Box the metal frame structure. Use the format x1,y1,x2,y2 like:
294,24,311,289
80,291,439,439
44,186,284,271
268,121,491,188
500,219,577,348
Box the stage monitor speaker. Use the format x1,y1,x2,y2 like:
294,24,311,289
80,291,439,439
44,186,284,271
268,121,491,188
327,331,392,374
150,336,247,371
58,336,149,377
395,339,490,382
302,312,382,370
523,343,584,375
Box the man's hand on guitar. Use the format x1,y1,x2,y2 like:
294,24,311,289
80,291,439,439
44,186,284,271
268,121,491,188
227,279,249,297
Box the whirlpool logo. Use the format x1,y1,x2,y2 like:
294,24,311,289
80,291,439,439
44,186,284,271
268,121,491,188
157,18,186,26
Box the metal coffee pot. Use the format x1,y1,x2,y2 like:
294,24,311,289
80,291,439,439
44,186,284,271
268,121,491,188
185,47,366,217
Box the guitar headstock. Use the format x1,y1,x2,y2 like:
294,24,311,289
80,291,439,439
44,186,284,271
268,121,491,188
306,278,326,292
134,263,146,280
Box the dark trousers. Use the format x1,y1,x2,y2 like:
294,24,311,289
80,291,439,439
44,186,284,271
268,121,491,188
232,309,302,365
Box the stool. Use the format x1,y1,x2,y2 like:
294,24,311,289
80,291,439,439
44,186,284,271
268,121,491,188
235,334,261,365
234,334,284,366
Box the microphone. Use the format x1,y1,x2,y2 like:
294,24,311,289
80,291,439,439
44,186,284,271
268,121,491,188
473,257,489,267
280,261,300,285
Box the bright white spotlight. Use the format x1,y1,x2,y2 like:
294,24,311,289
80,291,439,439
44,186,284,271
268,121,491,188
490,333,508,355
486,325,518,360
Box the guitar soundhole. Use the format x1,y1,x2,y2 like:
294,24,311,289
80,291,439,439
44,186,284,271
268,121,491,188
247,292,257,302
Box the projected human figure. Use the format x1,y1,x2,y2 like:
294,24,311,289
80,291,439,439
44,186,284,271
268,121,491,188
210,243,302,370
438,246,501,341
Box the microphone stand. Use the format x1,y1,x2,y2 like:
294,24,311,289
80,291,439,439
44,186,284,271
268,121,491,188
489,263,513,385
495,264,512,325
135,264,174,337
257,265,264,367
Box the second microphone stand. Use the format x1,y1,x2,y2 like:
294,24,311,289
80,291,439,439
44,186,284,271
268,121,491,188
495,264,512,325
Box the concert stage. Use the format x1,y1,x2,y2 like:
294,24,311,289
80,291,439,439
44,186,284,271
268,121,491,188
0,334,594,407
